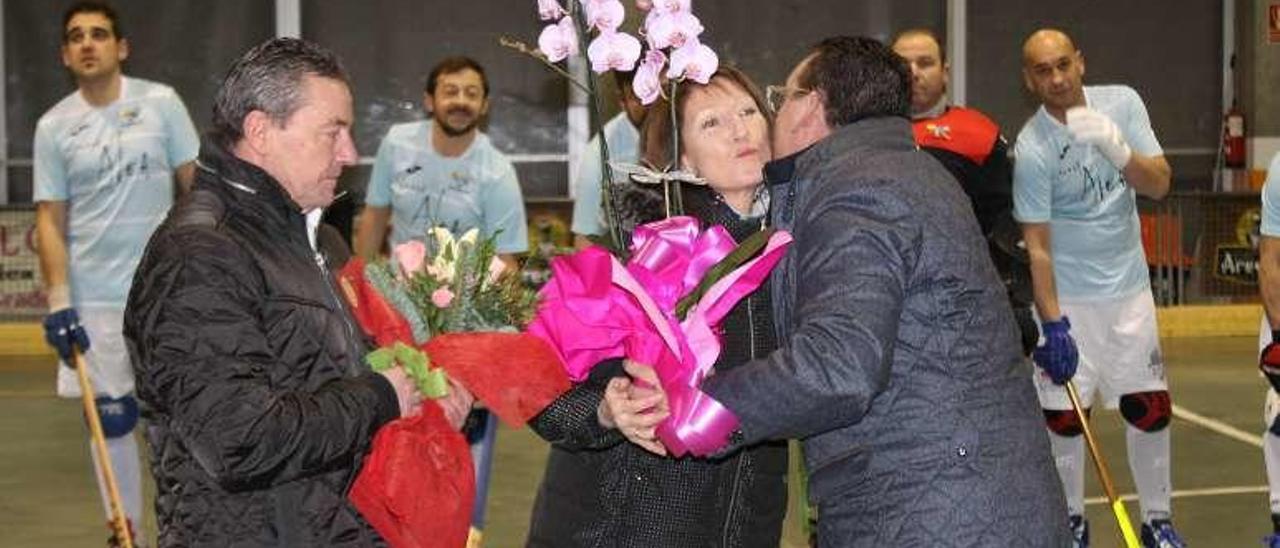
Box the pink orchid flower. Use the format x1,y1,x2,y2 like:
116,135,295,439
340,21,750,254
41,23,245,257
635,0,654,11
632,49,666,105
667,38,718,84
538,16,578,62
431,287,455,308
392,240,427,278
643,10,703,50
650,0,690,14
587,30,642,73
536,0,566,21
584,0,626,32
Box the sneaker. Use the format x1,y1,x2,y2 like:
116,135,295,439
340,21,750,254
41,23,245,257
1069,514,1089,548
1264,532,1280,548
1141,519,1186,548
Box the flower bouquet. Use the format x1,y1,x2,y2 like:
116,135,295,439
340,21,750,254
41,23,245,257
338,227,569,548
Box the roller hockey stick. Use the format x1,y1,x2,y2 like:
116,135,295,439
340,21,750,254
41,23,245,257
1066,380,1138,548
73,350,134,548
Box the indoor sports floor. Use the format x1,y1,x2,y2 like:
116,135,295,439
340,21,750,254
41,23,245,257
0,335,1270,547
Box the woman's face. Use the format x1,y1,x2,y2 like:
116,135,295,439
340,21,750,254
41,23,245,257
679,77,771,197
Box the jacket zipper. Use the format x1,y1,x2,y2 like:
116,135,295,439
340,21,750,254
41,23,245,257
313,251,362,376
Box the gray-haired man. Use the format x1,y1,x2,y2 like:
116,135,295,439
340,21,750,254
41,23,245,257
125,37,470,546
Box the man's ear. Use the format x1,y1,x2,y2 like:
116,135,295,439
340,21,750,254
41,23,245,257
423,92,435,116
800,90,830,133
241,110,272,154
117,38,130,62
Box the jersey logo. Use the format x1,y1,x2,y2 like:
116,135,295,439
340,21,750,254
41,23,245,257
119,107,142,128
923,123,952,140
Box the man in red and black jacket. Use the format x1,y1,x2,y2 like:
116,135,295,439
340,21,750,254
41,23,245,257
893,28,1038,356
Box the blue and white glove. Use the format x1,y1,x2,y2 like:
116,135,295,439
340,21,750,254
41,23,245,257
1066,107,1132,169
1032,317,1078,385
42,285,89,364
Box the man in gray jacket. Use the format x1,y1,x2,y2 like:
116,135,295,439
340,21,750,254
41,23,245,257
689,36,1068,546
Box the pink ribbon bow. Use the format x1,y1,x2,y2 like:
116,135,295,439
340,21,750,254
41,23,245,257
527,216,791,456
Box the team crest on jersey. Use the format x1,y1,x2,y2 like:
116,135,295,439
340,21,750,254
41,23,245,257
119,107,142,128
923,123,951,140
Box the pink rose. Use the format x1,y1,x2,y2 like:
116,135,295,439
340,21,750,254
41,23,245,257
392,240,427,278
431,288,455,308
635,0,653,10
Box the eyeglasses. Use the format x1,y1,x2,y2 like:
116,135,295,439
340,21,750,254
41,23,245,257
766,85,811,114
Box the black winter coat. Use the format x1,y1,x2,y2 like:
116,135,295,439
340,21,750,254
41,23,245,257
125,143,401,547
703,117,1068,547
525,190,789,548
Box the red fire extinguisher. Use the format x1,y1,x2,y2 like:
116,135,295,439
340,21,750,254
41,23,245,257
1224,101,1246,168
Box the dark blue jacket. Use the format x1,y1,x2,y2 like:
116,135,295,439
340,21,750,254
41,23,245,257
703,117,1068,547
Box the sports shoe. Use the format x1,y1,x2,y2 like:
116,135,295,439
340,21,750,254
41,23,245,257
1141,519,1186,548
1069,514,1089,548
1263,532,1280,548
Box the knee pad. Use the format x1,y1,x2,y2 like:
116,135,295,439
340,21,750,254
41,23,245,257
1044,408,1085,437
1119,390,1171,432
93,395,139,439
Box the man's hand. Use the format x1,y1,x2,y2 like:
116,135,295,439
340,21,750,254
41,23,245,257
43,307,90,364
1261,330,1280,394
1033,317,1078,385
436,377,475,430
597,360,670,455
378,366,423,418
1066,106,1132,169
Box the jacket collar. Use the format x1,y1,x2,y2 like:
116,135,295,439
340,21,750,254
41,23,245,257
194,138,309,235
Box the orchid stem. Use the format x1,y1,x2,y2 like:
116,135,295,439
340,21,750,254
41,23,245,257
668,79,684,216
568,0,626,255
498,35,594,96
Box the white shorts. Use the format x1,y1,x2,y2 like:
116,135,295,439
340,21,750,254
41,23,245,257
55,308,135,399
1033,290,1167,410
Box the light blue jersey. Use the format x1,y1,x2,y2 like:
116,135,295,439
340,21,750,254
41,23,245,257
1262,152,1280,237
1013,85,1163,301
571,112,640,236
365,121,527,253
33,77,199,309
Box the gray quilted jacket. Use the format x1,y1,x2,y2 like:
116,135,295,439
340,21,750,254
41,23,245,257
703,116,1069,547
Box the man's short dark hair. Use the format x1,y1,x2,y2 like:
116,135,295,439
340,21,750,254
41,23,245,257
799,36,911,127
210,38,348,150
63,1,123,41
425,56,489,97
892,28,946,64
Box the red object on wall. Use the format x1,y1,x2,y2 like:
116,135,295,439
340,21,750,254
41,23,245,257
1224,103,1246,169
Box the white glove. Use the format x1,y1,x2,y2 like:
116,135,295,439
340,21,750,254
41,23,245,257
1066,106,1132,169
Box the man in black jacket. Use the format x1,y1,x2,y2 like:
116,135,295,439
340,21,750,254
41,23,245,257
669,36,1067,546
125,38,469,547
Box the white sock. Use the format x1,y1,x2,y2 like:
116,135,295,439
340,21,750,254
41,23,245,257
1049,430,1086,517
89,433,144,528
1266,430,1280,515
1126,424,1172,522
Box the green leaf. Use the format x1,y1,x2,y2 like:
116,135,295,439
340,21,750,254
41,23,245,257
674,228,777,320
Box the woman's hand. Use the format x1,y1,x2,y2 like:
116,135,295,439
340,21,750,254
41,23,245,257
597,360,670,455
